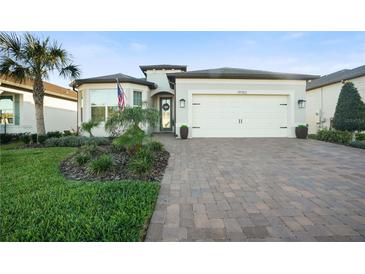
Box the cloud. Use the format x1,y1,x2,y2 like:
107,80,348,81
242,39,256,46
319,39,343,45
283,32,306,40
129,42,147,51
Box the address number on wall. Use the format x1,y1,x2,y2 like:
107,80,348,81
237,90,248,94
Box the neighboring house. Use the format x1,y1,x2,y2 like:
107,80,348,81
0,76,77,134
306,65,365,134
73,65,318,138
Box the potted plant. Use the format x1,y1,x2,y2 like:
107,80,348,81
295,124,308,139
180,125,188,139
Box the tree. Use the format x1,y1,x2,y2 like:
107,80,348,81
81,120,100,137
333,82,365,137
105,106,159,134
0,32,80,136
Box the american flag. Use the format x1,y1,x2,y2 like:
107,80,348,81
117,78,126,111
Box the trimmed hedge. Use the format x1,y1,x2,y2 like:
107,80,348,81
349,141,365,150
45,136,110,147
316,129,352,144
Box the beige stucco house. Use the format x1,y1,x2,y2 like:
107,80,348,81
306,65,365,134
73,65,318,138
0,76,77,134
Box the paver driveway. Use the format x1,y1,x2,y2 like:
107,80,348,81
145,136,365,241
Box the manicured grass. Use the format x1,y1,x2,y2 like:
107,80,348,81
0,147,160,241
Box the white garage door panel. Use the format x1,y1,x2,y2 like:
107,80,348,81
192,94,288,137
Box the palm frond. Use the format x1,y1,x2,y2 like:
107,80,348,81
0,32,22,58
0,56,29,83
59,64,80,79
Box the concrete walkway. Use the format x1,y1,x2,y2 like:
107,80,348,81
145,136,365,241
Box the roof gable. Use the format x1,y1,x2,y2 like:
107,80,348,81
306,65,365,91
73,73,157,89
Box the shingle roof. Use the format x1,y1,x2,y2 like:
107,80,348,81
0,75,77,101
167,67,319,81
73,73,157,89
306,65,365,91
140,64,187,76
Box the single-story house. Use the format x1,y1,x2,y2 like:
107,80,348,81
0,76,77,134
306,65,365,134
73,65,319,138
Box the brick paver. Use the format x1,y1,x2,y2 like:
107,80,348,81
145,136,365,242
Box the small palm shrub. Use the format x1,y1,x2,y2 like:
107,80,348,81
128,148,154,175
316,129,352,144
81,120,100,137
113,125,146,154
144,141,164,152
74,153,90,165
88,154,113,174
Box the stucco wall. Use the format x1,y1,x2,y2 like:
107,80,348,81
0,87,77,134
306,76,365,134
77,82,152,136
174,78,308,138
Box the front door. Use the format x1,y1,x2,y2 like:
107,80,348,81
160,97,172,132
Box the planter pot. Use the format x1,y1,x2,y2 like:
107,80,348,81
295,127,308,139
180,127,188,139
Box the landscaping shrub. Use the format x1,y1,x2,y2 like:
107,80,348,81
30,133,37,143
0,133,12,144
45,136,110,147
74,152,91,165
316,129,352,144
128,148,154,175
81,120,100,137
144,141,164,152
333,82,365,133
355,132,365,141
37,135,48,144
308,134,317,140
19,134,31,144
63,130,74,136
88,154,113,174
46,131,62,138
113,125,146,154
349,141,365,150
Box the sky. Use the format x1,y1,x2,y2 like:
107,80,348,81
30,31,365,88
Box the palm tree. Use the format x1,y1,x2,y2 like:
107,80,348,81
105,106,159,135
0,32,80,136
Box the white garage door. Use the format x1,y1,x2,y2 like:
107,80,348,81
192,94,288,137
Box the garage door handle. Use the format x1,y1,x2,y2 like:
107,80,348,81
192,126,200,128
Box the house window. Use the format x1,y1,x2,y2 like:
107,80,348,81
90,89,118,122
0,95,14,125
133,91,142,107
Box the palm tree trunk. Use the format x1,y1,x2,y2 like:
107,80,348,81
33,77,46,136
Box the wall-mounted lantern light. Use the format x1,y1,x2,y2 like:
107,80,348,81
298,99,306,109
179,99,186,108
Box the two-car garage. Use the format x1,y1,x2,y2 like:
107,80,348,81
168,67,319,139
191,94,289,138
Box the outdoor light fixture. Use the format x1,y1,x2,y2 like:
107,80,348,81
179,99,186,108
298,99,306,109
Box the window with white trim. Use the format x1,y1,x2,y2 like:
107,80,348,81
133,91,142,107
0,95,14,125
90,89,118,122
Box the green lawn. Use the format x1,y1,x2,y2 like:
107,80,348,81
0,146,160,241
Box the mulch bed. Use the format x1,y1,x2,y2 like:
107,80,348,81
60,145,170,182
